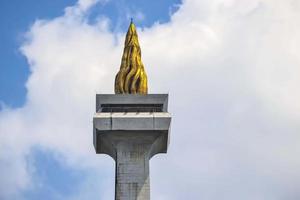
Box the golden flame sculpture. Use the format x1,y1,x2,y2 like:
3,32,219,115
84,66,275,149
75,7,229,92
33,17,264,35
114,21,148,94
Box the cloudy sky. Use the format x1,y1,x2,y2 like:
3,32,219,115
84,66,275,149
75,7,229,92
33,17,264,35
1,0,300,199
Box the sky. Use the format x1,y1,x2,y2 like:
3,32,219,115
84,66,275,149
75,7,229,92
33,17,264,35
0,0,300,199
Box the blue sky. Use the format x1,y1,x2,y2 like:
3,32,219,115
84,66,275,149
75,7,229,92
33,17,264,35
0,0,76,108
0,0,180,109
1,0,300,200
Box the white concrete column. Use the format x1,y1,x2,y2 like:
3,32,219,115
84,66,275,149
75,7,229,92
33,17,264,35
115,143,150,200
93,94,171,200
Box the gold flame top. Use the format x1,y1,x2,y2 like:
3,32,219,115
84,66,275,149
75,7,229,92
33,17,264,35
114,21,148,94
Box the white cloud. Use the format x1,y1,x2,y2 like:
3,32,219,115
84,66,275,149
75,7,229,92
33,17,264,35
77,0,100,11
1,0,300,199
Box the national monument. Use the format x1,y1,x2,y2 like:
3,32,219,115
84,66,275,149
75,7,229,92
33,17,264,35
93,21,172,200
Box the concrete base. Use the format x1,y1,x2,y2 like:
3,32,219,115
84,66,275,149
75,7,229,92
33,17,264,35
93,94,171,200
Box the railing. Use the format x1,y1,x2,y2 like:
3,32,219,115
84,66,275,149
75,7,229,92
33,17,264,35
98,104,163,113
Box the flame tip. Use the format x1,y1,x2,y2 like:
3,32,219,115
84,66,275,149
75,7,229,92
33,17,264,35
114,21,148,94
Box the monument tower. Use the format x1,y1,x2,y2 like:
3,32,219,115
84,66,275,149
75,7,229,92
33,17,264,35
93,21,172,200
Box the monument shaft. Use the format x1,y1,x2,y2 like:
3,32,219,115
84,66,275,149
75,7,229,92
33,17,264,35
114,133,154,200
93,94,171,200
